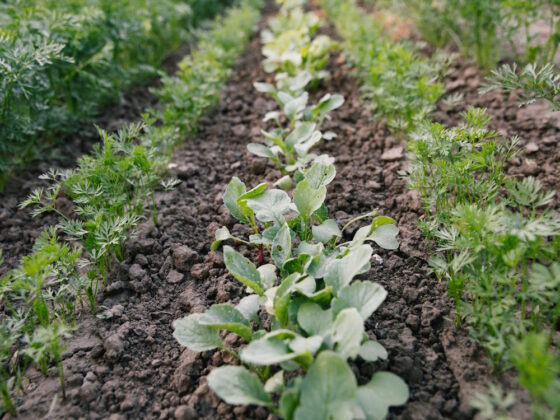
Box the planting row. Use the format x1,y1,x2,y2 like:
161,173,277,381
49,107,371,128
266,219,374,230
0,0,231,187
0,0,263,415
172,1,409,418
321,0,560,417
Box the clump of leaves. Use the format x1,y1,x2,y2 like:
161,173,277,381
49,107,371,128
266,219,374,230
407,107,560,415
482,63,560,111
319,0,450,133
0,0,232,187
510,333,560,419
175,173,406,418
261,0,337,87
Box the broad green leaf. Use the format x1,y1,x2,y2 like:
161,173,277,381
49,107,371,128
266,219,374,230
369,216,396,232
280,378,302,420
355,372,409,420
275,175,294,191
248,143,275,158
283,254,312,275
274,273,300,325
245,189,291,224
358,341,388,362
294,131,322,157
223,246,264,295
305,161,336,189
297,302,333,336
223,177,247,223
198,304,252,341
325,245,373,293
293,276,316,296
239,182,268,200
332,308,364,359
236,295,262,321
293,351,357,420
288,335,323,355
211,226,232,251
293,180,326,221
273,224,292,268
313,93,345,118
172,314,222,352
289,71,312,91
265,370,285,394
208,366,272,407
369,224,399,250
285,92,308,120
254,82,275,93
312,219,341,244
285,122,316,149
258,264,277,290
332,281,387,320
241,337,295,365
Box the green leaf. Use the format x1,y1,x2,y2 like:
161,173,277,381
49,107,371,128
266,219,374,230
332,281,387,320
248,143,275,158
312,219,341,244
369,224,399,250
258,264,277,290
265,370,285,394
294,180,326,222
239,182,268,200
280,378,302,420
211,226,232,251
198,304,252,342
294,351,357,420
285,93,308,120
240,331,320,367
358,341,388,362
325,245,373,293
172,314,222,352
208,366,272,407
286,122,316,149
241,336,295,365
305,161,336,189
314,93,345,116
355,372,409,419
273,223,292,268
223,177,248,223
223,246,264,295
236,295,262,321
245,189,291,224
332,308,364,359
274,273,300,326
254,82,275,93
369,216,396,232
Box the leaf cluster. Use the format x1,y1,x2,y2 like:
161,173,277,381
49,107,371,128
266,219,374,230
319,0,450,133
173,2,409,418
408,108,560,414
0,0,231,187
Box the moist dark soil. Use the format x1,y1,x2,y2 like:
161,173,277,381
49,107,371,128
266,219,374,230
4,3,557,420
0,41,194,277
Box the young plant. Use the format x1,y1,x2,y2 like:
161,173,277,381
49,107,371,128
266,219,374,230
175,174,407,419
482,63,560,111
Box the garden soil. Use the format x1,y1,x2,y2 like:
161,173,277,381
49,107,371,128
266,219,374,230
4,2,560,419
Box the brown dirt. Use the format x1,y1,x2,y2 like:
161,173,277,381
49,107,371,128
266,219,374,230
6,3,466,418
5,3,559,420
